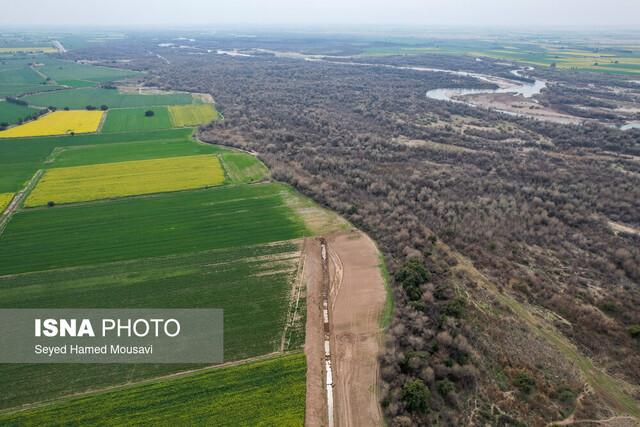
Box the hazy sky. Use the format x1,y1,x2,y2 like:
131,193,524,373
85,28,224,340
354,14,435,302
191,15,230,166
4,0,640,27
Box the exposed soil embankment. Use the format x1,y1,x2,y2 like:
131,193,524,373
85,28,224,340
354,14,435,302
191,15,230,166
304,230,387,427
329,231,386,427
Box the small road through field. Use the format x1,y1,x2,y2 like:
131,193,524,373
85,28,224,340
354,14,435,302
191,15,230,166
305,231,386,427
0,170,43,235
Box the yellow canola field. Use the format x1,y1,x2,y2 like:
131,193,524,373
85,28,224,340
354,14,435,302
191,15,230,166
25,155,225,206
0,110,104,138
0,193,14,213
0,47,57,54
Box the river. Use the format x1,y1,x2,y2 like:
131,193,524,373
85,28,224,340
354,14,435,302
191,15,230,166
426,68,546,102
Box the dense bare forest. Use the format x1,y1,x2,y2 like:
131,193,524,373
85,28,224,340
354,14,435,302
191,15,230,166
83,39,640,425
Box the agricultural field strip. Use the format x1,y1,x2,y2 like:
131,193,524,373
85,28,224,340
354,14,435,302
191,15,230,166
0,238,304,407
22,87,196,109
0,110,104,138
0,128,198,193
0,242,301,283
42,135,225,168
101,107,174,133
0,183,309,275
168,104,219,127
0,353,306,427
0,352,285,415
219,151,270,184
25,154,225,206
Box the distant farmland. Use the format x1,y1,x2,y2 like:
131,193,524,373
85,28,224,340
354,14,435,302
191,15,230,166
35,58,139,83
23,87,195,109
0,100,40,125
0,46,57,54
0,354,306,426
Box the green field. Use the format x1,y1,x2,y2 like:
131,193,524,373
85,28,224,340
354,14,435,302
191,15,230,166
0,54,312,424
0,101,40,125
0,128,197,192
0,83,64,98
0,183,308,275
0,354,306,426
23,87,195,109
0,242,302,407
221,151,270,184
0,59,63,97
57,79,99,88
0,63,44,86
360,38,640,75
47,131,224,168
36,58,140,83
169,103,220,126
101,107,173,133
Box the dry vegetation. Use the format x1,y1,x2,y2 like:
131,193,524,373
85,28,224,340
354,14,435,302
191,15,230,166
111,42,640,425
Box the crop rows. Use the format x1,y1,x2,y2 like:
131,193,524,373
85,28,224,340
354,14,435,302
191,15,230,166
0,183,308,275
0,242,301,407
0,354,306,426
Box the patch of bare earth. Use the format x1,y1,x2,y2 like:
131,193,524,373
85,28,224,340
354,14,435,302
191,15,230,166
609,221,640,236
328,230,386,427
462,93,583,124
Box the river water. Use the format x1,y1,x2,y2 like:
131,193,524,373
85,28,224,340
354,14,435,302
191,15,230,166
426,68,546,102
621,122,640,131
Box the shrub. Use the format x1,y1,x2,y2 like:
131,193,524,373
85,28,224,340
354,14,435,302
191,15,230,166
401,379,430,414
513,372,536,394
395,258,430,301
5,97,28,106
555,385,576,403
100,105,109,111
145,110,155,117
442,297,466,318
628,325,640,339
437,379,456,396
47,201,55,207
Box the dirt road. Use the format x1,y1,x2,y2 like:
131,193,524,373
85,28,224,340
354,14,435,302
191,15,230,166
328,231,386,427
304,230,386,426
304,238,328,426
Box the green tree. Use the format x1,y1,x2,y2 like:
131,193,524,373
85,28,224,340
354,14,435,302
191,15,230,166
401,379,430,414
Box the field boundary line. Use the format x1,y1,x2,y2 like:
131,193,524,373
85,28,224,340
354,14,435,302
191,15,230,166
0,351,302,416
0,169,43,235
280,238,307,352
